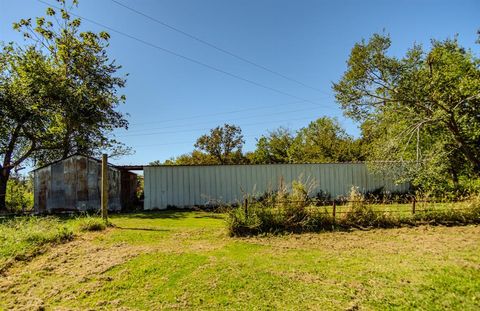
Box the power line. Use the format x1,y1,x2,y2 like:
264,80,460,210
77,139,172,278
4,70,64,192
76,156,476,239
132,133,261,148
109,0,329,95
37,0,324,106
121,105,328,134
118,115,318,138
129,99,336,127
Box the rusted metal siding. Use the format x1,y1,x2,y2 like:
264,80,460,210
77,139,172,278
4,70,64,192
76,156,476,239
34,155,122,212
144,163,410,210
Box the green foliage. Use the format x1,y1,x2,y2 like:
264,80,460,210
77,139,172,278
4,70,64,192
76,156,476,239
248,127,294,164
333,32,480,192
162,150,220,165
5,174,33,212
194,124,245,164
289,117,363,163
77,216,106,232
228,182,480,236
1,0,129,211
248,118,364,164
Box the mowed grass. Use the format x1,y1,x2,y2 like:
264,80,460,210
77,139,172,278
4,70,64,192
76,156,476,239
0,211,479,310
0,215,106,273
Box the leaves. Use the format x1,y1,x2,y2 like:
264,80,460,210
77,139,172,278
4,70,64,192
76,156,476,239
333,32,480,189
194,124,244,164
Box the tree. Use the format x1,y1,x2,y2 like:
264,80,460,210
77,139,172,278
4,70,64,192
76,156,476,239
13,0,128,165
158,151,218,165
333,33,480,186
194,124,245,164
289,117,363,163
0,0,128,211
248,127,294,164
0,45,61,212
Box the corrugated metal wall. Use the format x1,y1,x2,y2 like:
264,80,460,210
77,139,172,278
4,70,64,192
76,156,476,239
144,163,409,210
34,155,122,212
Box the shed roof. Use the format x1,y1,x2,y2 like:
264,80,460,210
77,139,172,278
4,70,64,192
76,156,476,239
31,153,120,172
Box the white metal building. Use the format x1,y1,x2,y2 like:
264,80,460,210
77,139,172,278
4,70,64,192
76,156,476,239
143,163,409,210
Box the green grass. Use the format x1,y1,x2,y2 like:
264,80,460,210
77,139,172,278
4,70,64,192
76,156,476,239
0,211,479,310
0,215,107,273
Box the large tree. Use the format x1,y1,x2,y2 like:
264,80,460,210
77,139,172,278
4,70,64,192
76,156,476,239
0,45,59,212
0,0,128,211
13,0,128,165
194,124,245,164
333,33,480,186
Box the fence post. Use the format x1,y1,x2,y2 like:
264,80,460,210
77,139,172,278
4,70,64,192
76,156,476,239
101,154,108,223
412,196,416,215
332,200,336,220
244,198,248,219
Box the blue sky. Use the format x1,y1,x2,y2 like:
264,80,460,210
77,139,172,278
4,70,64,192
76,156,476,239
1,0,479,166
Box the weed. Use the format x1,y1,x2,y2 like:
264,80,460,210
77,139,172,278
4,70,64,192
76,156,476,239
77,216,107,232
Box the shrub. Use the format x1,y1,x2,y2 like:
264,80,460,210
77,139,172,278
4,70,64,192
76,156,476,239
342,186,378,227
226,186,480,237
5,175,34,212
77,216,107,232
305,208,335,230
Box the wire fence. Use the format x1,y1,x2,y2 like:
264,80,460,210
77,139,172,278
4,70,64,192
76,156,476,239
241,197,477,218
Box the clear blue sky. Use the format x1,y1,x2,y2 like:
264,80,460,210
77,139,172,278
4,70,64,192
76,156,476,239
1,0,479,166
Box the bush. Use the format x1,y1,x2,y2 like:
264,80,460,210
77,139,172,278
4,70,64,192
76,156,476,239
77,216,107,232
5,175,34,212
227,185,480,236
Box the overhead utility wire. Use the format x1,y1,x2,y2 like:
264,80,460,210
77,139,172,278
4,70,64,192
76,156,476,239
109,0,329,95
118,115,319,138
132,133,261,148
37,0,323,106
122,105,326,134
130,98,336,127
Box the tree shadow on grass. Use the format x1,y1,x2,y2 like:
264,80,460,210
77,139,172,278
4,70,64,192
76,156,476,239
113,209,192,220
193,214,225,220
113,226,170,232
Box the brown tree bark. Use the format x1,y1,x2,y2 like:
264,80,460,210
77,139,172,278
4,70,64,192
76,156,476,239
0,168,11,213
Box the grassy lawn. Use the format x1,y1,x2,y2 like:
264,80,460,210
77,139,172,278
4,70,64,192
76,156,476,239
0,211,479,310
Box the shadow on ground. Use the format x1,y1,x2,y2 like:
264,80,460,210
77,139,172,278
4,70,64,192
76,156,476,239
112,210,191,220
113,226,170,232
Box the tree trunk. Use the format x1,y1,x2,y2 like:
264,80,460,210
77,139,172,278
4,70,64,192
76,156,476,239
0,168,11,213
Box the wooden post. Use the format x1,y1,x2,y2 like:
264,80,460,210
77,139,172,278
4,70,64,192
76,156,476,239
244,198,248,219
332,200,336,220
101,154,108,222
412,196,416,215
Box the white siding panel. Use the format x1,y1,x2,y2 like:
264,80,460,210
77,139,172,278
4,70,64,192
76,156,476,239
143,164,410,209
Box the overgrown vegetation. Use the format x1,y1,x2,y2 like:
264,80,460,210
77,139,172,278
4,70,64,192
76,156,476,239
0,216,74,273
228,185,480,236
5,174,34,212
77,216,107,232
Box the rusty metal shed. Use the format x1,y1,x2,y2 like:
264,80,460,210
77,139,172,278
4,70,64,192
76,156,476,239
33,154,136,213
